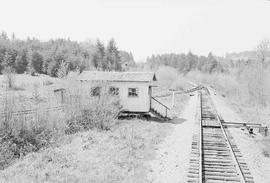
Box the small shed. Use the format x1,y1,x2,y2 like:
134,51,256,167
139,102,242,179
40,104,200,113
50,83,67,104
77,71,157,113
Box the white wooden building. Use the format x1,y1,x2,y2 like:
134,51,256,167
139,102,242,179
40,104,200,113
77,71,158,113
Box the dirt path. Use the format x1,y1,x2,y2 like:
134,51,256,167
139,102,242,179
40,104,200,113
146,93,198,183
209,89,270,183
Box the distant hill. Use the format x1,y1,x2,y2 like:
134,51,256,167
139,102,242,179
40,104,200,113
225,51,257,61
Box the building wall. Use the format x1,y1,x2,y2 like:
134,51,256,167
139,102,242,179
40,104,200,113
79,81,151,112
118,82,150,112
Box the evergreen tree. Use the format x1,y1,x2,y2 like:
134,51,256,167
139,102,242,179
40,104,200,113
0,32,129,76
206,52,218,73
92,53,99,69
31,51,43,74
0,31,8,40
15,50,28,73
96,39,106,70
185,51,198,72
106,39,121,71
47,54,64,77
3,50,16,69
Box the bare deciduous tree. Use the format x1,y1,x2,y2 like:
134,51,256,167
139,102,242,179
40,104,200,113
256,39,270,64
253,39,270,107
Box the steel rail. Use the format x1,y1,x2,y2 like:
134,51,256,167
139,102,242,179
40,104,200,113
198,90,203,183
205,88,246,183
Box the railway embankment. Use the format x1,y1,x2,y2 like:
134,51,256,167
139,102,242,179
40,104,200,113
208,88,270,183
147,93,198,183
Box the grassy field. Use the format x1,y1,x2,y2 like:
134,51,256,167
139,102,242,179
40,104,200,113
0,70,192,182
0,74,62,113
0,120,173,183
0,73,120,170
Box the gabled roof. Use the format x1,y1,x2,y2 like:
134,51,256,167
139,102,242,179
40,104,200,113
77,71,157,82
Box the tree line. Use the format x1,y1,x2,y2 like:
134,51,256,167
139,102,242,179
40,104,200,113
0,32,135,77
146,51,225,74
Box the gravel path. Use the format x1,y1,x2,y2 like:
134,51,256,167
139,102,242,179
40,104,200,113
147,93,198,183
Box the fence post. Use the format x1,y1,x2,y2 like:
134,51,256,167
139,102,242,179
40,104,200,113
171,91,175,108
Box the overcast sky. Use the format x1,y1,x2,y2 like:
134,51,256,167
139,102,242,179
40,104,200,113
0,0,270,61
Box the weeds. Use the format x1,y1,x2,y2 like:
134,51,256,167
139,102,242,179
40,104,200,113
3,67,15,89
0,81,121,169
262,149,270,158
65,86,121,133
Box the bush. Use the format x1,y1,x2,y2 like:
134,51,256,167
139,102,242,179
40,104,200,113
65,94,121,134
0,92,65,169
0,82,121,169
0,125,55,169
262,149,270,157
57,61,69,78
3,67,15,89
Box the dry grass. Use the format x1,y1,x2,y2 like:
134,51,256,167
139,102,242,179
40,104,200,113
0,120,173,183
0,78,121,170
0,74,59,90
186,70,270,125
0,70,191,182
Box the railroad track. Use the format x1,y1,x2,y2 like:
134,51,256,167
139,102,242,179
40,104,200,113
187,88,254,183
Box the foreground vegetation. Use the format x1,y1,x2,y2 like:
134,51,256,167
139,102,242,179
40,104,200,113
0,67,192,182
0,77,121,169
0,120,172,183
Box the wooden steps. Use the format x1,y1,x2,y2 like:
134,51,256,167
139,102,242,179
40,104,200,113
150,107,171,121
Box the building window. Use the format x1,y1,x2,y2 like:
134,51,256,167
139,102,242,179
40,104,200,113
91,87,101,96
109,87,119,96
128,88,138,97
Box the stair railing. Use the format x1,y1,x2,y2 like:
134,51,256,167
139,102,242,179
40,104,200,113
151,96,170,118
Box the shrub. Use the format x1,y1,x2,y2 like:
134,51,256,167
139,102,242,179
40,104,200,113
57,61,69,79
65,93,121,134
0,81,121,169
262,149,270,157
0,126,56,169
0,92,65,169
3,67,15,89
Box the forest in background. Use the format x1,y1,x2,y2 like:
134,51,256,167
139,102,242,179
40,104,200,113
145,52,226,74
147,39,270,125
1,30,259,79
0,31,135,77
1,31,270,110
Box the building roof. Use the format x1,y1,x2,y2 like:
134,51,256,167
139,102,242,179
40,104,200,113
78,71,157,82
